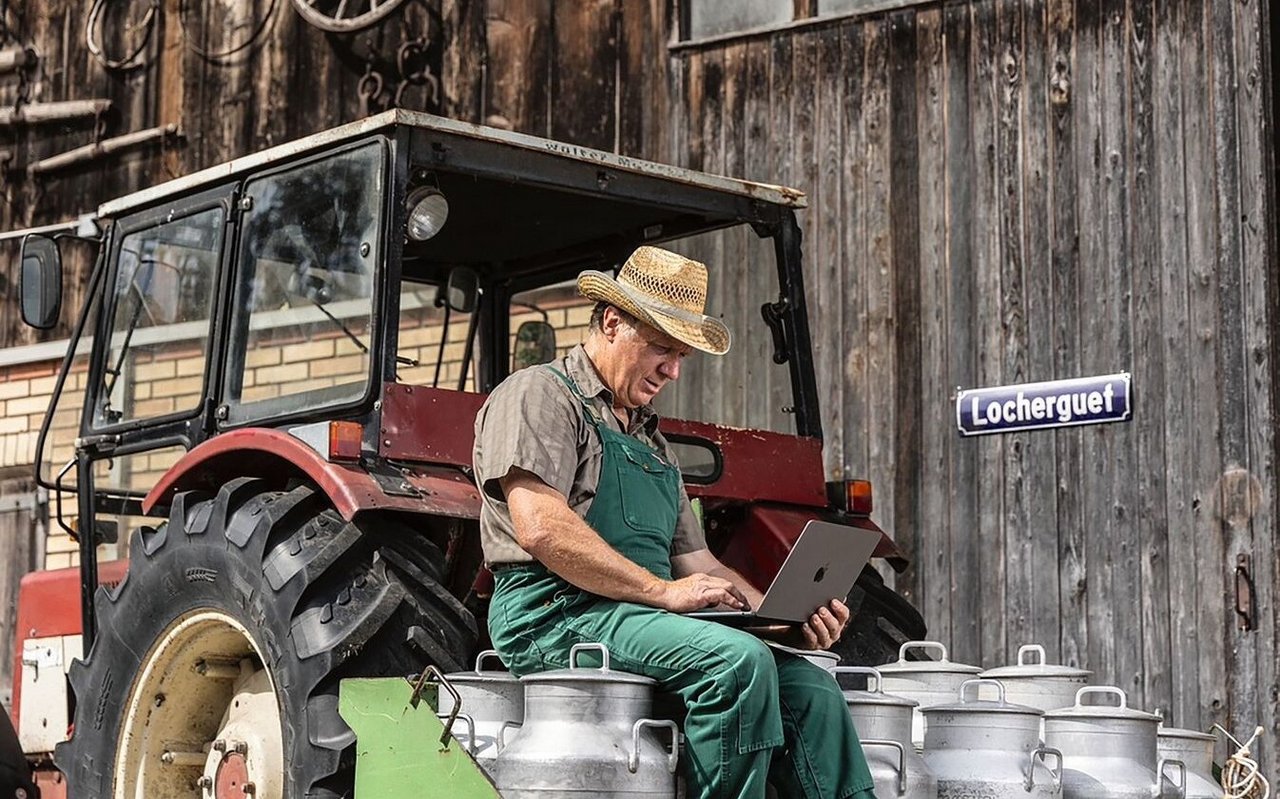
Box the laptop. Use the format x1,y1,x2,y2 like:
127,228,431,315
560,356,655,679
688,520,880,626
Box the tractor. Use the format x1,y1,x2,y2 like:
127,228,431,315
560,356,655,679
9,111,925,798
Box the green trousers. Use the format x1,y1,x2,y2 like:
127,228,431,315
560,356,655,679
490,565,878,799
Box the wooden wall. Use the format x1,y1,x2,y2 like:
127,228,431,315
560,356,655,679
2,0,1277,771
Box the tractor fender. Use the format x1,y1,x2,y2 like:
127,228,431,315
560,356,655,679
143,428,482,522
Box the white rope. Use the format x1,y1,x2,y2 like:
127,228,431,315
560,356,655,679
1216,725,1270,799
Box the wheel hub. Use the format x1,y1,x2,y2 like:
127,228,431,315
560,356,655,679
114,611,283,799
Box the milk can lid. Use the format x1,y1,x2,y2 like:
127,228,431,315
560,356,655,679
444,650,522,684
833,667,919,708
920,679,1045,716
873,641,983,676
1157,725,1217,743
1043,686,1162,722
518,643,657,687
979,644,1092,680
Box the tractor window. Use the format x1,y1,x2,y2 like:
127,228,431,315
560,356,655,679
508,281,592,372
223,142,384,424
92,207,223,428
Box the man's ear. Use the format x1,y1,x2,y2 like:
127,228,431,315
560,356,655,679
601,305,622,342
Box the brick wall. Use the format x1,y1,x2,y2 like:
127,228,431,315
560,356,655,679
0,288,593,568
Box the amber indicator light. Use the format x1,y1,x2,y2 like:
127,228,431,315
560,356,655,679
846,480,873,514
328,421,363,461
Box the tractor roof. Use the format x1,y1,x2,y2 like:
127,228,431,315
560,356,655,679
98,110,807,218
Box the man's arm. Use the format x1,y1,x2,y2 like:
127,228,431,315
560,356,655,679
671,547,850,650
501,468,748,612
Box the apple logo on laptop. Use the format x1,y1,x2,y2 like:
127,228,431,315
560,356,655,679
813,566,827,583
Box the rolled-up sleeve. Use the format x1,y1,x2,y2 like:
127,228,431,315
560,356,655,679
474,368,581,502
671,485,708,555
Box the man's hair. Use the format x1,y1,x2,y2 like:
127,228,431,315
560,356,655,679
588,301,637,332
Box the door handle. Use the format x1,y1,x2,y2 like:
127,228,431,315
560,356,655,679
1235,554,1256,632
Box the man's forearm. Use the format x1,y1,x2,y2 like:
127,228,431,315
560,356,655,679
512,490,665,605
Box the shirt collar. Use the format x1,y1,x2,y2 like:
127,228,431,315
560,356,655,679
564,344,661,435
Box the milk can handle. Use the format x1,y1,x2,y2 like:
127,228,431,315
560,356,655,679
411,665,463,748
832,666,884,694
496,720,523,754
961,678,1005,703
861,739,907,795
628,718,679,774
1025,745,1063,792
1074,685,1126,709
440,712,476,755
474,649,506,672
1016,644,1047,666
1157,758,1186,799
569,642,611,671
898,640,948,663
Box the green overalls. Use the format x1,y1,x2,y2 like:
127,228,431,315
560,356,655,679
488,367,877,799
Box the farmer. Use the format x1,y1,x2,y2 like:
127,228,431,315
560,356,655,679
473,245,876,799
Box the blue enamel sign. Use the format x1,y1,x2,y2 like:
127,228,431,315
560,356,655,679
956,373,1132,436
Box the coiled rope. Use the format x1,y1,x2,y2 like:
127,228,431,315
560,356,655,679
1216,725,1270,799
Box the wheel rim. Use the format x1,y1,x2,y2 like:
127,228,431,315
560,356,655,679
290,0,409,33
114,611,285,799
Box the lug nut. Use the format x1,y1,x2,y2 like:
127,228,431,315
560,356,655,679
243,782,256,795
233,741,249,755
212,739,227,753
197,776,213,789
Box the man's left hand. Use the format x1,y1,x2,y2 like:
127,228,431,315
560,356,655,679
795,599,851,650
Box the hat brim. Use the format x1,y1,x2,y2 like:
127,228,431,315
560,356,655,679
578,270,731,356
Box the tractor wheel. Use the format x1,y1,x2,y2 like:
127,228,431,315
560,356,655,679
54,477,477,799
833,565,928,666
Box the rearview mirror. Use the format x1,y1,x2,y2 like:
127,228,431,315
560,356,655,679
20,234,61,329
443,267,479,314
513,320,557,370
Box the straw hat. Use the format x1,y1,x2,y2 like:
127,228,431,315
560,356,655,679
577,246,732,355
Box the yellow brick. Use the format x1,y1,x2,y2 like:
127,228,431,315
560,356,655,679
311,354,366,379
566,305,594,327
134,383,152,400
397,325,443,349
44,553,73,570
283,340,335,362
132,398,176,417
28,375,56,395
6,395,51,416
134,361,176,382
0,417,29,434
242,385,280,402
46,533,78,553
245,348,281,368
0,380,30,400
151,376,205,399
176,357,206,377
258,362,309,385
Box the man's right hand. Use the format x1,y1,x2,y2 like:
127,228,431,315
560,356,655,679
656,573,750,612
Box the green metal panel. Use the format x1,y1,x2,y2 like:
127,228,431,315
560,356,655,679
338,677,504,798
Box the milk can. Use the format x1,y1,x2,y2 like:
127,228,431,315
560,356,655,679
835,666,937,799
1044,687,1186,799
494,643,679,798
876,641,983,749
1157,725,1219,799
437,650,525,765
979,645,1092,711
921,679,1062,799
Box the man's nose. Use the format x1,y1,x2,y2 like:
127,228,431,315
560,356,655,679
659,355,681,380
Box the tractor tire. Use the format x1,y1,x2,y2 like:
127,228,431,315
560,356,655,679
833,565,928,666
54,477,477,799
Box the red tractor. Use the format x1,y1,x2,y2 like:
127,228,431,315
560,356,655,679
10,112,925,798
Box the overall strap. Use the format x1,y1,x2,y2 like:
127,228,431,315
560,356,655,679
545,366,605,430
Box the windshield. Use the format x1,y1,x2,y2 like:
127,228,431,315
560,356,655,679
223,141,385,425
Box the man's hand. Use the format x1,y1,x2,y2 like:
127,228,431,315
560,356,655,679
793,599,851,650
656,573,750,613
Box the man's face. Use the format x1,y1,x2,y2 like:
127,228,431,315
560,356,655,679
599,308,692,408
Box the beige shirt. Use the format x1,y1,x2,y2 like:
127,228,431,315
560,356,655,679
473,344,707,566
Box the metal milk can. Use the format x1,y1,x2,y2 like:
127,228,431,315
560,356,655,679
979,644,1092,711
921,679,1062,799
493,643,679,798
876,641,983,749
1043,687,1186,799
1157,725,1219,799
835,666,937,799
438,650,524,764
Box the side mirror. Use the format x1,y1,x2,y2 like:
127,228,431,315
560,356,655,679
442,267,479,314
513,320,557,370
20,234,62,329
